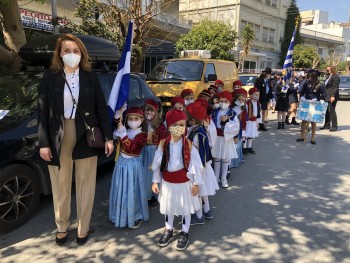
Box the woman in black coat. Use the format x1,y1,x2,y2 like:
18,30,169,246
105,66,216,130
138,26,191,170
38,34,114,246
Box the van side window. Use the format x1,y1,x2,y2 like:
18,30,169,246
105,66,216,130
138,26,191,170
205,63,216,80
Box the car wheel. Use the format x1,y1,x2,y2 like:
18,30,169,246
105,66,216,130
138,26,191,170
0,164,41,232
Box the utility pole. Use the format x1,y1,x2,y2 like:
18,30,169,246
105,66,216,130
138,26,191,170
52,0,59,34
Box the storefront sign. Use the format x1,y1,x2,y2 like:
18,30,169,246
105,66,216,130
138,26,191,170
20,8,69,32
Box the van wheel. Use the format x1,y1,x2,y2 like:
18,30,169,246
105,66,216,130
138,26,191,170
0,164,41,232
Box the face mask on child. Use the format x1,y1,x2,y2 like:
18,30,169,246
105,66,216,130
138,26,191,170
184,99,194,106
213,103,220,109
219,102,230,110
235,100,245,107
168,126,186,137
145,113,154,120
127,120,142,129
252,95,259,100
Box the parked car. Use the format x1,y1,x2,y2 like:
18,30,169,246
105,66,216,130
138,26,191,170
239,73,259,93
339,75,350,100
0,35,160,232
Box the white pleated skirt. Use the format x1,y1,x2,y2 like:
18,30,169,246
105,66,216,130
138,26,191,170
199,161,219,196
246,121,259,138
158,179,200,216
211,136,238,160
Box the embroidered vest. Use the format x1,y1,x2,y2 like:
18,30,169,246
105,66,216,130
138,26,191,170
188,125,211,166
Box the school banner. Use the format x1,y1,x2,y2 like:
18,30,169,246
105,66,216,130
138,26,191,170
297,100,328,123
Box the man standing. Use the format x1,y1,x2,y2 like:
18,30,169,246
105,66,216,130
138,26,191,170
321,66,340,131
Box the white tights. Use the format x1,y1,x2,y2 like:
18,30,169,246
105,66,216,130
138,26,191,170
165,214,191,233
214,158,230,181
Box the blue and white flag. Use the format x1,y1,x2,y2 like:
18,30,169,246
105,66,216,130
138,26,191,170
282,26,297,85
108,20,134,121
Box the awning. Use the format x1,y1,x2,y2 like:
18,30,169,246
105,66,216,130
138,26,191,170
240,51,266,57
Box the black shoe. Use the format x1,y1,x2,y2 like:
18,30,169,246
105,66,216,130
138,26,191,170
277,122,282,129
281,122,285,129
329,126,337,132
320,125,330,130
176,231,189,251
148,196,158,208
285,116,291,125
310,140,316,145
247,148,255,154
158,229,174,247
242,148,249,155
76,234,89,246
226,170,231,179
130,219,143,229
296,138,305,142
291,117,299,125
55,232,68,246
258,124,268,131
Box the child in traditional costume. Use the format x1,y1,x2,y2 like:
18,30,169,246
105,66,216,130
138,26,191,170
109,107,149,229
181,89,194,106
211,91,240,188
187,101,219,224
151,109,203,251
142,99,167,206
245,87,261,154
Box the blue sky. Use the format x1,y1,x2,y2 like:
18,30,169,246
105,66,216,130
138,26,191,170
297,0,350,22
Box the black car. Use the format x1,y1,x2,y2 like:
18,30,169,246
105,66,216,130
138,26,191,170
0,35,160,232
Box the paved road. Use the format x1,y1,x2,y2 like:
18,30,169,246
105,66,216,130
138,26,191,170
1,101,350,263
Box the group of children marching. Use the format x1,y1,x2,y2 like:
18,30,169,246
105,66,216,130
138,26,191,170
108,79,263,251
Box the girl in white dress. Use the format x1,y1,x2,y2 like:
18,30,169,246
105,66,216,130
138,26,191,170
245,87,261,154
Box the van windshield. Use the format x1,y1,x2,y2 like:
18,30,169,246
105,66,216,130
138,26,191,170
148,60,204,81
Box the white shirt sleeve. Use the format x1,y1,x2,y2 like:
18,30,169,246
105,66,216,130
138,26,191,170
224,115,240,141
207,119,217,147
186,146,204,185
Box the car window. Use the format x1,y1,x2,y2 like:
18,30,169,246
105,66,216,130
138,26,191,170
129,77,141,100
0,73,40,132
239,75,257,85
96,73,114,103
340,76,350,84
205,63,216,79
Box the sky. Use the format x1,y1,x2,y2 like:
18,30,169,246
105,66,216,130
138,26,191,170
297,0,350,23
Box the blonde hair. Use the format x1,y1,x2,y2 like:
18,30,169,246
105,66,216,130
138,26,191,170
50,34,92,72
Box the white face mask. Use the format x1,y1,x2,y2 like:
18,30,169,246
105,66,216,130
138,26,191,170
145,113,154,120
235,100,244,107
184,99,194,106
62,53,81,68
127,120,142,129
168,126,186,137
213,103,220,109
219,102,230,110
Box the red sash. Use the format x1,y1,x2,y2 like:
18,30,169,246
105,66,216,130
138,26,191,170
162,168,189,183
216,128,224,137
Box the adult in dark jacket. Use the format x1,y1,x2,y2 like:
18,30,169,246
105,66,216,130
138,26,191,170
38,34,114,246
255,67,273,131
321,66,340,131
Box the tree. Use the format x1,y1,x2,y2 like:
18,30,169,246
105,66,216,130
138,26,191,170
0,0,28,71
293,44,320,69
65,0,178,71
238,25,255,71
280,0,301,66
176,18,237,60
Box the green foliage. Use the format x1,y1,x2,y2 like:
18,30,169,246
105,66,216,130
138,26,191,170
241,25,255,56
280,0,302,66
176,18,237,60
337,61,348,73
293,44,320,68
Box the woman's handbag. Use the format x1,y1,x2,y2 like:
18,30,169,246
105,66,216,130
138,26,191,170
63,73,105,148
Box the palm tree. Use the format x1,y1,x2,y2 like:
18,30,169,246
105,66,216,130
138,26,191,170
238,25,255,72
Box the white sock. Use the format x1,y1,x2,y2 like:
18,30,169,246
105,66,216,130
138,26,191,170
182,214,191,233
165,215,174,230
202,196,210,213
195,197,203,218
214,158,221,180
221,159,229,181
243,140,247,149
247,138,253,148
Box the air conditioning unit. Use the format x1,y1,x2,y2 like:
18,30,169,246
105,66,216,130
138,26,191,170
180,50,211,59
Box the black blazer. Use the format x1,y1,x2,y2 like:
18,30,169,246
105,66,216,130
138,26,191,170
255,76,273,104
38,69,113,166
325,74,340,102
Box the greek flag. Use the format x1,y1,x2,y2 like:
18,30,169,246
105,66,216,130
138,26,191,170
108,20,133,121
282,27,297,85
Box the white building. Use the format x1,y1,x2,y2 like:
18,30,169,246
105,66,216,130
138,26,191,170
179,0,292,71
300,10,350,63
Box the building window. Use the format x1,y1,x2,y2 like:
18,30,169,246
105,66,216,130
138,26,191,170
269,29,275,43
254,24,260,41
262,27,275,43
271,0,277,7
266,0,271,5
244,61,257,71
318,48,323,56
262,27,269,42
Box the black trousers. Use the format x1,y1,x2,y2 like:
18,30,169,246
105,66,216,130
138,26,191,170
324,100,338,127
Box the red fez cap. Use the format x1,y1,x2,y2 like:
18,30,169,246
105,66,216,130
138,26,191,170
166,109,187,127
195,98,209,109
220,90,233,104
232,80,242,88
249,87,260,95
171,96,185,107
125,107,144,118
208,84,218,92
187,101,207,121
180,88,193,98
233,88,248,98
215,80,224,86
199,89,212,99
144,99,159,111
204,114,211,123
